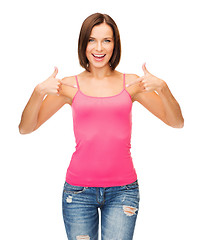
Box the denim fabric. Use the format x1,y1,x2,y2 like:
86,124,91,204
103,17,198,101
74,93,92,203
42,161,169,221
62,180,140,240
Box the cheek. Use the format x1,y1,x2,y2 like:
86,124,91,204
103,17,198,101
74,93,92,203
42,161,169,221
85,47,92,61
86,44,93,54
107,44,114,54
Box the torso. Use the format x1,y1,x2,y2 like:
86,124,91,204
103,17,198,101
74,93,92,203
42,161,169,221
60,70,141,105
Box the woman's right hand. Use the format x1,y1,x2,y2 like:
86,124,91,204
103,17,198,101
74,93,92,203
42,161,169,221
36,67,62,96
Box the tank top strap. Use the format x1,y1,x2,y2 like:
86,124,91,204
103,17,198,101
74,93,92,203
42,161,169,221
123,73,126,89
75,75,80,89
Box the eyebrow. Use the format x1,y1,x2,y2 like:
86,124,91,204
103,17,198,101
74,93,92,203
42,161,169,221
89,36,113,39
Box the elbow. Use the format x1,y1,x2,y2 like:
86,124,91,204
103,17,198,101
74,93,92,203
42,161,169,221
18,124,25,134
170,118,184,129
164,115,184,129
18,124,34,135
179,119,184,128
18,127,30,135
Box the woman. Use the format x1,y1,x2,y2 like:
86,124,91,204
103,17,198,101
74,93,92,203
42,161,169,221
19,13,184,240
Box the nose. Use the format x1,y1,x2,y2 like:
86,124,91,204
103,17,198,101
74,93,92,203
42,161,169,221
96,41,102,51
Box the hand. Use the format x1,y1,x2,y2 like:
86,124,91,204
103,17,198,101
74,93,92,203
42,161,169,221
37,67,62,96
127,63,166,93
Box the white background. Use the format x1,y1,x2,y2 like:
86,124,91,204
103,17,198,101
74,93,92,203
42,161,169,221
1,0,203,239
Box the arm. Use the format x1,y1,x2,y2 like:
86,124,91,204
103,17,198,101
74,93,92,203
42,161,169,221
18,87,69,134
18,86,46,134
131,63,184,128
134,85,184,128
156,82,184,128
32,92,70,132
18,67,70,134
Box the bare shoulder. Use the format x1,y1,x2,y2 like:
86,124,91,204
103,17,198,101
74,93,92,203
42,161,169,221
122,73,143,102
112,70,140,81
61,75,77,87
125,73,141,84
61,71,88,85
59,73,87,105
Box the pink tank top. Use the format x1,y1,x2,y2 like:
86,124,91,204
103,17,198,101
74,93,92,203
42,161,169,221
65,73,137,187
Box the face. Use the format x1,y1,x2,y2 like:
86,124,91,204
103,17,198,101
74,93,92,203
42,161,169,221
85,22,114,70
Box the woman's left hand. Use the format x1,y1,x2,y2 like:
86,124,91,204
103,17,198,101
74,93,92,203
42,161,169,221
138,62,166,93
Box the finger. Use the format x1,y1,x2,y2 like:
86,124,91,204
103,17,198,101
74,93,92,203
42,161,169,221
60,81,78,88
58,83,62,91
52,66,58,78
142,62,149,75
57,88,61,96
56,79,62,85
126,76,144,87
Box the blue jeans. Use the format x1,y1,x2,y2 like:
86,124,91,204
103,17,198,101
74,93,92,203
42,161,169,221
62,179,140,240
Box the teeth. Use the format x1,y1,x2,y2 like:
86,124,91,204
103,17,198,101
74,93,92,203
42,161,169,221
93,54,105,57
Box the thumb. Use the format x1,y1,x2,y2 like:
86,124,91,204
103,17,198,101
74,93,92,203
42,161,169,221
52,66,58,78
142,62,149,75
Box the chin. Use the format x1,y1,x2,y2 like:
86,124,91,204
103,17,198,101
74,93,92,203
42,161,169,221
91,63,110,69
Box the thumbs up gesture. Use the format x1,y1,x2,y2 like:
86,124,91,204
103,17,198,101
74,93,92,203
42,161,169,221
38,67,62,96
127,63,165,93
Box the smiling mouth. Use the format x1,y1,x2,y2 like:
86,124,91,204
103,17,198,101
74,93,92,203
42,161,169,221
92,54,106,59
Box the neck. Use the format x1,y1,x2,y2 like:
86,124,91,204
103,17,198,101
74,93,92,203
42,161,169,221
88,64,113,80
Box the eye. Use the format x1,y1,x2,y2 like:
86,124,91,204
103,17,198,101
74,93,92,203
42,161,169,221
88,39,94,42
104,39,111,42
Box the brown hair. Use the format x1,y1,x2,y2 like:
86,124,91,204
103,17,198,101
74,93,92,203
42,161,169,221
78,13,121,72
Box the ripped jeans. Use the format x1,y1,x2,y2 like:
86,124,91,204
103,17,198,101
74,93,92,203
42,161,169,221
62,179,140,240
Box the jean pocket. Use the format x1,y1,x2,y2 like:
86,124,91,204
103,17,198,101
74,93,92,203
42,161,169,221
125,179,139,190
63,181,87,194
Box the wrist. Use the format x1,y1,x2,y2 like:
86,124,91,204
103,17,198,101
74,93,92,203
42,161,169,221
157,80,167,94
34,84,47,97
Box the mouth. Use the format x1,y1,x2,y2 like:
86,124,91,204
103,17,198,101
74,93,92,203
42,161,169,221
92,53,106,61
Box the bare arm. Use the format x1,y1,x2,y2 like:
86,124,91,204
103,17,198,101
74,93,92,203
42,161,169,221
18,86,46,134
32,93,70,132
156,82,184,128
18,67,69,134
129,63,184,128
133,88,184,128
